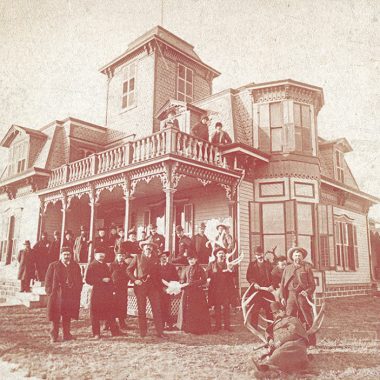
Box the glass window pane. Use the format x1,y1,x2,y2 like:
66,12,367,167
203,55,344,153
271,128,282,152
262,203,285,234
301,105,310,128
129,78,135,91
270,102,282,127
177,93,184,101
298,235,312,263
318,205,328,234
178,64,185,79
294,103,301,126
185,96,192,102
297,203,313,235
178,79,185,93
186,82,192,97
123,81,129,94
186,68,193,82
122,95,128,108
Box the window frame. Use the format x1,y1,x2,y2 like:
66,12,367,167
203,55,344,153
269,102,283,153
121,61,137,111
294,102,312,153
7,140,28,177
335,149,344,183
177,63,193,103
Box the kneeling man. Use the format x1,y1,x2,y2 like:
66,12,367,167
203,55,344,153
45,247,83,342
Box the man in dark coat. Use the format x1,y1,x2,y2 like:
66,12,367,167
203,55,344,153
172,225,193,264
271,255,287,301
73,226,90,263
93,227,108,260
158,250,179,330
62,230,75,253
33,232,51,282
206,247,235,331
85,248,121,339
45,247,83,342
246,246,275,327
124,228,141,258
280,247,316,346
126,240,165,338
48,230,61,264
17,240,36,292
107,223,118,263
148,224,165,254
109,252,130,330
211,122,232,145
190,115,210,141
192,222,211,264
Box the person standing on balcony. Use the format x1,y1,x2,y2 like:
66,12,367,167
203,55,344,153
17,240,37,292
164,110,180,130
148,224,165,255
45,247,83,342
85,248,121,339
211,122,232,146
126,240,165,338
191,222,212,264
158,250,179,330
191,115,210,141
107,223,118,263
172,225,193,264
73,226,90,263
49,231,61,263
33,232,50,282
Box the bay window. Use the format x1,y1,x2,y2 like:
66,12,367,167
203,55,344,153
294,103,312,153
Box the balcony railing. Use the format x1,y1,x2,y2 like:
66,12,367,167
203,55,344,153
47,127,227,188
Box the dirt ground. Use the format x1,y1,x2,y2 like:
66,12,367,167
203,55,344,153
0,296,379,380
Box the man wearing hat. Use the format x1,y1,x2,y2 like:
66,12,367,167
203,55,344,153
63,230,75,253
280,247,316,346
73,226,90,263
126,240,165,338
191,223,212,264
246,246,275,327
158,250,179,330
210,122,232,146
17,240,37,292
148,224,165,254
206,247,235,332
125,227,141,258
48,230,61,264
93,226,108,260
33,232,51,282
164,109,180,130
107,223,118,263
45,247,83,342
253,301,309,373
172,225,193,264
190,114,211,141
85,248,121,339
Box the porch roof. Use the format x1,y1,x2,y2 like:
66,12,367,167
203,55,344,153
219,143,270,162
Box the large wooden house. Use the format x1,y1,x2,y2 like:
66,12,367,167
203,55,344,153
0,26,378,301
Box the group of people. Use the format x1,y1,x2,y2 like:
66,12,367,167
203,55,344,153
163,111,232,147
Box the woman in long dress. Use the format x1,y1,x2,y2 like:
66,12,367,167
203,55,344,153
178,253,211,335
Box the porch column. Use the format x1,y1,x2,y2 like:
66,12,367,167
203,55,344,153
228,199,237,246
164,188,176,253
37,200,45,241
60,195,68,249
88,189,98,263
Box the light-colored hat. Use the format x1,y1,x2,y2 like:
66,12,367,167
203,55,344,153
287,247,308,261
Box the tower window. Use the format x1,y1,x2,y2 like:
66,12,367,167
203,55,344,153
122,62,137,109
177,63,193,102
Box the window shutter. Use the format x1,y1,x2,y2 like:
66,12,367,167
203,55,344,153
258,104,270,152
327,205,335,268
183,204,193,236
249,202,261,261
353,225,359,269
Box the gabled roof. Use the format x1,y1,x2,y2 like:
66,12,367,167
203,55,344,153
155,99,206,120
319,137,353,153
0,124,46,147
100,25,220,77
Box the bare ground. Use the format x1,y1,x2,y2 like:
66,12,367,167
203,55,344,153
0,296,379,380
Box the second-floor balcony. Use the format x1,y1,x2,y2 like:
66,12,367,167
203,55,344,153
47,127,232,189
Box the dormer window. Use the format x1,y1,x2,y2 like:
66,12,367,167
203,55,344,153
335,150,344,182
121,62,137,110
8,140,28,176
177,63,193,102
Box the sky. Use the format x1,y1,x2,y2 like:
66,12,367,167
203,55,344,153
0,0,379,218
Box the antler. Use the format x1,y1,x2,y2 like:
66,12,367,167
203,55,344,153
224,247,244,272
241,284,267,344
305,296,325,336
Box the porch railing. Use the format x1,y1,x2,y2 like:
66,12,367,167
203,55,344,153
47,127,227,188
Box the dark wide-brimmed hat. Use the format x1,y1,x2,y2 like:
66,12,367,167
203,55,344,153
215,122,223,128
287,247,308,261
53,230,60,236
60,246,72,254
254,246,264,255
175,225,184,233
270,301,284,313
214,247,227,255
139,239,158,249
23,240,31,246
216,224,227,230
199,222,206,229
64,230,73,236
97,226,106,232
158,250,170,258
94,247,106,254
187,251,198,260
